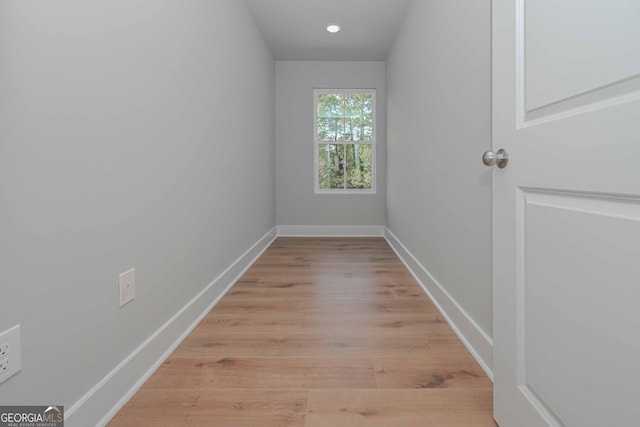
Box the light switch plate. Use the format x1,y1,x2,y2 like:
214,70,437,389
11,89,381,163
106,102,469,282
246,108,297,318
118,268,136,307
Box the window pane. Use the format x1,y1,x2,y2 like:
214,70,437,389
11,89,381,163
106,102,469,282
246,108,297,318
317,144,372,190
317,144,343,190
317,94,343,119
345,144,372,189
316,117,342,141
316,93,373,142
347,94,373,142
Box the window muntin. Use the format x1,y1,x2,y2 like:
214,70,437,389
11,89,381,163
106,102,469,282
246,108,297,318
314,89,376,193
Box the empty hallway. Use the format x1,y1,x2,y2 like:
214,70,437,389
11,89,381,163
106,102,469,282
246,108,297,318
1,1,495,425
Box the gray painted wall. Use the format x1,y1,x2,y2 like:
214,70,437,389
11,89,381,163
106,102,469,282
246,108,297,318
386,0,493,336
275,61,386,226
0,0,274,412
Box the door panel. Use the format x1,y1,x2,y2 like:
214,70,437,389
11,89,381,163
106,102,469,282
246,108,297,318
493,0,640,426
518,190,640,426
525,0,640,112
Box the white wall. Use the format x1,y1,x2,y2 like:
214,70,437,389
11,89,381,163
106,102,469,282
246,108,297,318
275,61,386,227
386,1,493,339
0,0,274,424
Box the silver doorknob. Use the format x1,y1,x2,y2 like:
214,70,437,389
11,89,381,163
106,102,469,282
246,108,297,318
482,149,509,169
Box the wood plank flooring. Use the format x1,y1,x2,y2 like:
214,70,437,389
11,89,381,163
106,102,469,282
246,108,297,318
108,237,495,426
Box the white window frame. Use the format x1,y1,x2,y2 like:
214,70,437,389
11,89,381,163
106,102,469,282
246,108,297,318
313,88,377,194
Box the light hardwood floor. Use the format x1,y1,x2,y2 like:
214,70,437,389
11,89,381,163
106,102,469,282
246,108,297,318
108,237,495,426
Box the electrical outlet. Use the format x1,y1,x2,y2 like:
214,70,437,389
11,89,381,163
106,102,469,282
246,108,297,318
0,343,8,358
0,324,22,384
119,268,136,307
0,358,9,374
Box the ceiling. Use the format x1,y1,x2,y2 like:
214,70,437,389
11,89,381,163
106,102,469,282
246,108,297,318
243,0,412,61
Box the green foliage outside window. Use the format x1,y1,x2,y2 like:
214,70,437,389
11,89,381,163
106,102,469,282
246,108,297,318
315,92,374,191
317,144,372,190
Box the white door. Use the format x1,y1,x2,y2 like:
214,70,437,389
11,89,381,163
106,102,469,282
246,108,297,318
492,0,640,426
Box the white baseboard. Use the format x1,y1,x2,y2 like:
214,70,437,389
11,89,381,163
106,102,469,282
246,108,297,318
384,227,494,380
277,225,384,237
66,227,278,427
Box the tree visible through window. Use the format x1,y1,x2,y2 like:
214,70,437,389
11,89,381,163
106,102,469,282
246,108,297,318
314,89,376,193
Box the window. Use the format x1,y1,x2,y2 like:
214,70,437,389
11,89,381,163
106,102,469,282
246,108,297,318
314,89,376,193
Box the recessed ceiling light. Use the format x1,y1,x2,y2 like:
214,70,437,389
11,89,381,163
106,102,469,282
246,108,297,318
326,24,340,33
